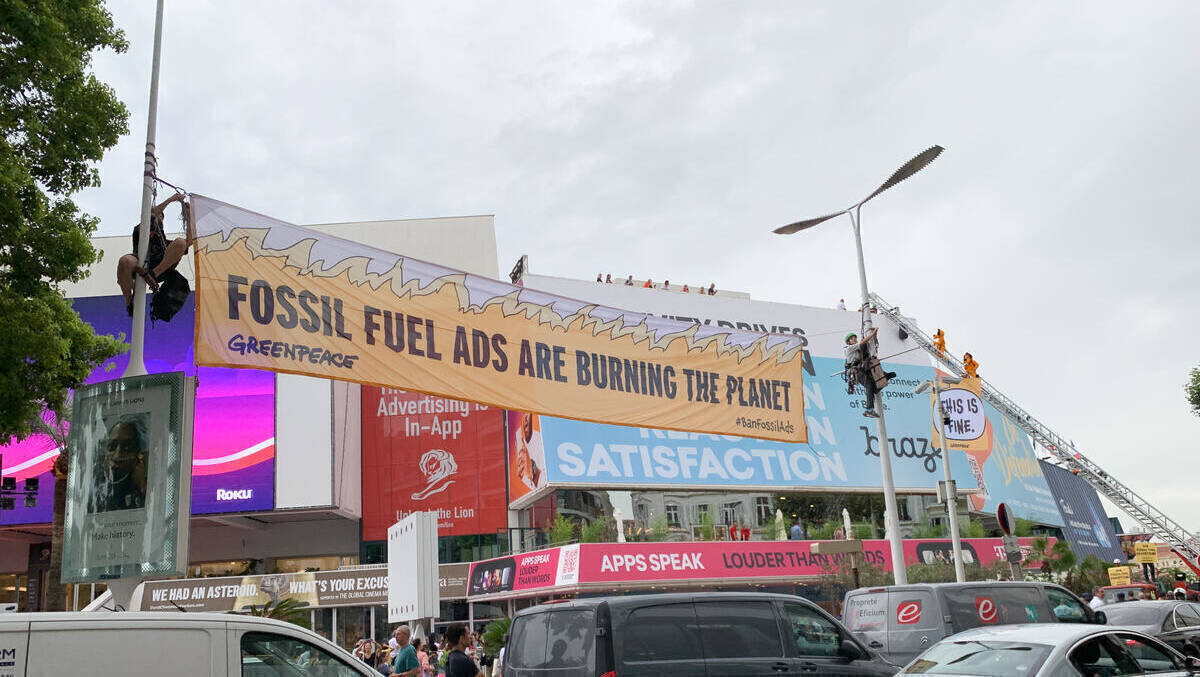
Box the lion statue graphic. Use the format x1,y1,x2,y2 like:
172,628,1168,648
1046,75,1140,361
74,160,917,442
412,448,458,500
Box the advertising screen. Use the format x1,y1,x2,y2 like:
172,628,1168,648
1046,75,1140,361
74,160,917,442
508,275,1062,525
62,372,191,582
361,387,506,540
464,538,1054,598
0,294,275,525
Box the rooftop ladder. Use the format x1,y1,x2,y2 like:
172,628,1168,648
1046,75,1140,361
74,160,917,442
869,292,1200,574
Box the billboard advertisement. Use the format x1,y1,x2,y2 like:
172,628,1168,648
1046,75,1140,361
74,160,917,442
361,388,506,540
190,196,807,442
0,294,275,526
465,538,1053,598
62,372,192,582
1039,460,1123,563
509,275,1061,524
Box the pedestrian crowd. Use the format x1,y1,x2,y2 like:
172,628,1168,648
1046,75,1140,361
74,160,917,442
597,273,717,296
351,623,497,677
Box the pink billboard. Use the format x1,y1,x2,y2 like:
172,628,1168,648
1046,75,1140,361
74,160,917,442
467,547,564,596
465,538,1050,597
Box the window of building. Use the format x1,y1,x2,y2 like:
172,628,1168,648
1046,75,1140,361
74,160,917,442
693,504,710,522
665,504,681,527
720,502,740,527
755,497,772,525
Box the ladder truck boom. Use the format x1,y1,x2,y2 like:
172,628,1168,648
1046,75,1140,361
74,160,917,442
869,292,1200,575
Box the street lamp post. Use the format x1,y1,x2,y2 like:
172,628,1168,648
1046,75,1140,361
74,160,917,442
775,146,944,585
915,375,966,583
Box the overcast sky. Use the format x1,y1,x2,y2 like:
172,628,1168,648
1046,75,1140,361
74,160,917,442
78,2,1200,530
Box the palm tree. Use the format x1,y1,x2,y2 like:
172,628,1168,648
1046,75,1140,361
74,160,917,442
243,597,312,627
26,397,71,611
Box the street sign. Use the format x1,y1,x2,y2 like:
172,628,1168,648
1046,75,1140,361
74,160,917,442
997,502,1016,536
1000,534,1021,563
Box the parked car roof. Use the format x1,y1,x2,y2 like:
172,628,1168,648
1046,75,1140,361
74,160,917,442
938,623,1124,645
850,581,1058,592
513,591,821,614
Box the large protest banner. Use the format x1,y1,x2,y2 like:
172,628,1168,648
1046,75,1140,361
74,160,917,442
190,197,806,442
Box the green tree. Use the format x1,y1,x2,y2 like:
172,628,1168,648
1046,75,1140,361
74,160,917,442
961,519,988,538
242,598,312,628
647,514,669,542
545,514,576,544
0,0,130,440
698,511,715,540
1187,367,1200,417
482,617,512,655
580,517,608,543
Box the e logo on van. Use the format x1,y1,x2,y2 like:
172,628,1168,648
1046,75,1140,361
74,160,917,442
976,597,998,624
896,601,922,625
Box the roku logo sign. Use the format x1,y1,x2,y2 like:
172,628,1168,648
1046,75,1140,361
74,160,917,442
217,489,253,501
896,600,922,625
976,597,997,623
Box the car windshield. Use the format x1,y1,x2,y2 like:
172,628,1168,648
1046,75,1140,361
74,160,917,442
1102,606,1167,625
904,640,1053,677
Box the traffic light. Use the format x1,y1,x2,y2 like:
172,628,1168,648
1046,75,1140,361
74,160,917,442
933,329,946,355
962,352,979,379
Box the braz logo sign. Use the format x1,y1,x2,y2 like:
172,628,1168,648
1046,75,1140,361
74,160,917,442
896,600,922,625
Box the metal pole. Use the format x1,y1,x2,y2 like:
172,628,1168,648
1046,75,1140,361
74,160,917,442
934,377,967,583
848,207,907,585
123,0,166,379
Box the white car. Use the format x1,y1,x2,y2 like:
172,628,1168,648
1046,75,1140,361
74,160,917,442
0,611,376,675
899,623,1200,677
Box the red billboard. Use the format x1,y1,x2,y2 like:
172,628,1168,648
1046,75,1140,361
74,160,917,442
361,388,506,540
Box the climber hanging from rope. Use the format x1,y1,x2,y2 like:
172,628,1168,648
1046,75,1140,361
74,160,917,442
844,327,897,418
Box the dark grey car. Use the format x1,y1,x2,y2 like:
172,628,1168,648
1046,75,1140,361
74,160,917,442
1103,600,1200,657
504,592,897,677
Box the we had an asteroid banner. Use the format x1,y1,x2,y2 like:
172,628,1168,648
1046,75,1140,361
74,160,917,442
190,196,806,442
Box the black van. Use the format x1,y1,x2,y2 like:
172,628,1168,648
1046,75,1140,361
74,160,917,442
503,592,896,677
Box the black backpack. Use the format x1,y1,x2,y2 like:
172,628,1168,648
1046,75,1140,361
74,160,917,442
151,268,190,323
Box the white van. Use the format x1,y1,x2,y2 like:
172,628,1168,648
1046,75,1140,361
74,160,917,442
842,582,1106,667
0,611,376,676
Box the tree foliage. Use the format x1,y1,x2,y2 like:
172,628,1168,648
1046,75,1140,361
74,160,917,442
481,617,511,656
242,598,311,628
1187,367,1200,417
0,0,129,439
545,514,576,544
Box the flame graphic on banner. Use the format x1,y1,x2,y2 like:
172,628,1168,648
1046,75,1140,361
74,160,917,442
192,203,803,367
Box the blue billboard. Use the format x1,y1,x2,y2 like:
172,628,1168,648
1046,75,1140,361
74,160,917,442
531,357,1062,525
1040,460,1123,562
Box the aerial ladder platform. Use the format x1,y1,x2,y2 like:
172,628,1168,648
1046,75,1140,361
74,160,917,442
869,292,1200,576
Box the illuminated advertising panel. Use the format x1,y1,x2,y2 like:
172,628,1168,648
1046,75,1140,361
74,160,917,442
0,294,274,525
62,372,192,581
361,388,506,540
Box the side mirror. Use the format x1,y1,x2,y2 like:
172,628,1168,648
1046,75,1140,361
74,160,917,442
838,638,867,662
1094,611,1107,625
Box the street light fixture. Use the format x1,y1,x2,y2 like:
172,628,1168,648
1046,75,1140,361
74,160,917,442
915,375,966,583
774,145,944,585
